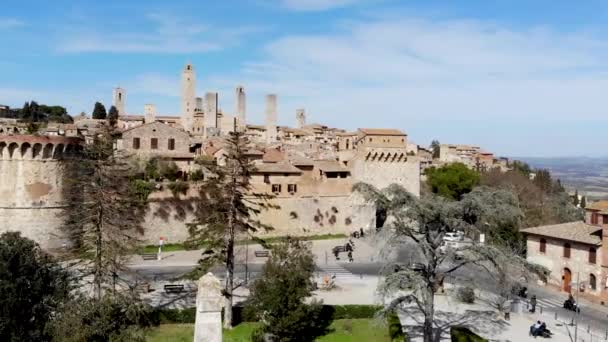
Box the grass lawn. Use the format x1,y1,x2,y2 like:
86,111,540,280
142,233,348,254
145,319,389,341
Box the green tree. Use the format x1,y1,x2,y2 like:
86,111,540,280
425,162,480,200
92,102,107,120
430,140,440,159
245,238,328,341
354,183,547,342
60,124,146,300
50,293,152,342
580,196,587,209
0,232,71,342
107,105,119,127
572,189,580,207
187,129,276,328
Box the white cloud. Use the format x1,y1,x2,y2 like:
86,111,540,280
202,16,608,155
0,18,24,30
57,13,261,54
279,0,359,11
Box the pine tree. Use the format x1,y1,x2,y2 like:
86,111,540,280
60,124,146,299
188,129,276,329
573,189,580,207
92,102,107,120
580,196,587,209
430,139,440,159
107,106,119,127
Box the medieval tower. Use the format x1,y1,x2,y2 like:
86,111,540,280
181,63,196,132
235,85,246,129
265,94,278,143
296,109,306,129
204,92,218,137
112,87,126,115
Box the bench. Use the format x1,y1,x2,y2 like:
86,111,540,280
255,250,270,257
332,246,346,254
141,253,157,260
164,284,185,294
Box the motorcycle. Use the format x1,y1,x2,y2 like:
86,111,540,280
563,298,581,313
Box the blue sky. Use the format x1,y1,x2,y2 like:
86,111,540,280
1,0,608,157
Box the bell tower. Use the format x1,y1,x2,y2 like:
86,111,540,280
181,63,196,132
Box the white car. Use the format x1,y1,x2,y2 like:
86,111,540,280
443,231,464,242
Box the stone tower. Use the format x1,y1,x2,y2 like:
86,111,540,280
296,108,306,129
235,86,246,128
112,87,126,115
204,92,218,137
144,104,156,124
181,63,196,132
265,94,278,143
195,97,204,112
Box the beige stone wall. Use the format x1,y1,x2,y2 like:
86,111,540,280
122,122,191,157
350,149,420,196
527,235,606,296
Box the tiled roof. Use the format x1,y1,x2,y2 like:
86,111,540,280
521,221,602,245
263,148,285,163
314,160,349,173
587,200,608,211
358,128,406,136
253,162,302,174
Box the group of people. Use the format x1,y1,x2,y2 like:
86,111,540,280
529,320,551,338
350,228,365,239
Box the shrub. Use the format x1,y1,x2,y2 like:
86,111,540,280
189,169,204,181
168,181,189,197
456,286,476,304
387,310,406,341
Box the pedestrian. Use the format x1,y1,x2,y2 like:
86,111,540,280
360,228,364,237
348,250,353,262
529,295,537,313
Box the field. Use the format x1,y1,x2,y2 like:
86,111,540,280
146,318,390,342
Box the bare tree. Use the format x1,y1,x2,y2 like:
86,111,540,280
60,124,146,300
187,129,277,329
354,183,547,342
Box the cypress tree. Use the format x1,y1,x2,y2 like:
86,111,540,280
92,102,107,120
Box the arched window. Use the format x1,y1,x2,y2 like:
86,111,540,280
590,274,597,291
539,238,547,253
589,247,597,264
563,243,571,258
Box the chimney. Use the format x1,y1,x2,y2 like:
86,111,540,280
265,94,277,143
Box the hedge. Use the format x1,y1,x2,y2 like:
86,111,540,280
387,310,406,341
450,326,487,342
151,305,382,325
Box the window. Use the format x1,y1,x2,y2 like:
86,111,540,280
151,138,158,149
369,138,372,142
288,184,297,193
590,274,597,291
263,174,270,184
539,238,546,253
271,184,281,193
604,215,608,225
591,213,598,225
589,247,597,264
563,243,571,258
132,138,140,149
168,138,175,151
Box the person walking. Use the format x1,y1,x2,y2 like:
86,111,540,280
348,250,353,262
529,295,537,313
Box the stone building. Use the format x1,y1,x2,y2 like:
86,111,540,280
523,201,608,302
0,135,81,249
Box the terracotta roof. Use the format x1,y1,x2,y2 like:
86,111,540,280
253,162,302,174
246,125,266,130
314,160,349,173
587,200,608,211
263,148,285,163
289,155,315,166
336,131,358,137
521,221,602,245
119,115,144,121
358,128,406,136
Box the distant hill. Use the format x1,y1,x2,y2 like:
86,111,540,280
517,157,608,200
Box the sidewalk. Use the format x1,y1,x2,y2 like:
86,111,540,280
128,236,378,268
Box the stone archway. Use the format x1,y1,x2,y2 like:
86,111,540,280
563,268,572,293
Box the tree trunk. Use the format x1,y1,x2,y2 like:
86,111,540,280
423,283,435,342
223,233,234,329
94,211,103,301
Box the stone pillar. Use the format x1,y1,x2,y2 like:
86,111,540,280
296,108,306,129
205,92,218,137
235,86,246,129
194,272,223,342
265,94,277,143
144,104,156,124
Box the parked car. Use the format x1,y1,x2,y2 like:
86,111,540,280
443,231,464,242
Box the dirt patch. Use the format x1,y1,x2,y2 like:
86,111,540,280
26,182,52,199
